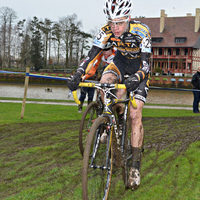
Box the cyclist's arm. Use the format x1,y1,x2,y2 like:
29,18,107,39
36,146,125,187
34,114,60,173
84,55,102,80
78,25,111,75
135,36,151,82
77,45,102,75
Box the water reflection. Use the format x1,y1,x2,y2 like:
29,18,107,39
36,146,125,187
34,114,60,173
0,83,193,105
147,89,193,105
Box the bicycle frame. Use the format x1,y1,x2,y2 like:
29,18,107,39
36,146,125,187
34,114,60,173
74,81,137,158
73,81,137,108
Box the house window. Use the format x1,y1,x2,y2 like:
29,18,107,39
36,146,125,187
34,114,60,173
175,37,187,43
159,48,163,55
176,49,180,55
185,48,188,55
168,48,171,55
152,37,163,43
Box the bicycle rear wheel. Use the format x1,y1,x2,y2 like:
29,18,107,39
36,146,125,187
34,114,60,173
79,102,100,156
82,116,113,200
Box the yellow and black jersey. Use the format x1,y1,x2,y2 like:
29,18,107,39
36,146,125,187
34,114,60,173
94,20,151,59
78,20,151,82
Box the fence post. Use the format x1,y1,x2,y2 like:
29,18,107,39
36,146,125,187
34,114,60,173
21,67,30,119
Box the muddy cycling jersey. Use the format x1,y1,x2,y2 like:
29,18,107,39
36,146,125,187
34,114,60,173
84,48,117,80
78,20,151,83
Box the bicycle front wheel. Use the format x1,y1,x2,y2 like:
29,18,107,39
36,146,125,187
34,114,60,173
79,102,100,156
82,116,113,200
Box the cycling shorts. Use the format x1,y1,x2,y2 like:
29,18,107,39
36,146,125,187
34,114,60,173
102,50,150,103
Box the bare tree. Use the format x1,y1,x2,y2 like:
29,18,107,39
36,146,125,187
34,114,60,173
59,14,92,69
7,8,17,68
59,14,83,68
59,16,70,69
0,7,17,68
39,18,53,67
17,19,32,69
52,23,62,66
0,7,9,68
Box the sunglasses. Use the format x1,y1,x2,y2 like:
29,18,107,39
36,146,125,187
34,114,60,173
108,18,129,27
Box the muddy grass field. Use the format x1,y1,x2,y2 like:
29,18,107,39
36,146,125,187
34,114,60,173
1,115,200,199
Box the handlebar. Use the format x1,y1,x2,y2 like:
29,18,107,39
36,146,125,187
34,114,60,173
72,81,137,108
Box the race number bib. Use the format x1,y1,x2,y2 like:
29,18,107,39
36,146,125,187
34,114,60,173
140,37,151,53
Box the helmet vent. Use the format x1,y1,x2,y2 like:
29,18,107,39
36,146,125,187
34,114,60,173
112,6,115,13
119,3,124,9
116,10,121,16
104,0,133,19
123,10,128,15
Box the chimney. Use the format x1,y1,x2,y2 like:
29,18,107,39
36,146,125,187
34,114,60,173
195,8,200,32
160,10,165,33
187,13,192,17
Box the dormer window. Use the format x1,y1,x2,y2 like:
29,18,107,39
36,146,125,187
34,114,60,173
175,37,187,43
152,37,163,43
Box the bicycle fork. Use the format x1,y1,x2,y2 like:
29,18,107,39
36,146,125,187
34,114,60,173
120,100,130,157
89,119,113,170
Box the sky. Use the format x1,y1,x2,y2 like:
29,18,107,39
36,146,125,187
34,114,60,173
1,0,200,33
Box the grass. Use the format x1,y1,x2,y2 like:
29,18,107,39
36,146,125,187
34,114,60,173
0,97,75,103
0,102,200,199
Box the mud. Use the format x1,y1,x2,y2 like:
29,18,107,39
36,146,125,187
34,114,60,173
1,116,199,159
143,116,200,157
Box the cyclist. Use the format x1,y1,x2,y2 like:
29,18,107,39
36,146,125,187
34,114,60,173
78,44,116,113
82,44,117,81
67,0,151,190
77,58,98,113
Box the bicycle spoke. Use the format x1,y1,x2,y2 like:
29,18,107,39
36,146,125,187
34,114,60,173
79,102,99,156
82,117,113,200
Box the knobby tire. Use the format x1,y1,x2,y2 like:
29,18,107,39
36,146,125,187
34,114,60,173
82,116,113,200
79,102,99,156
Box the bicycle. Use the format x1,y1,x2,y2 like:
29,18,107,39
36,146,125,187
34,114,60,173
78,87,103,156
73,82,143,200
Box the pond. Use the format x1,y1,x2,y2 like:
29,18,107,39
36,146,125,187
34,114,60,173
0,83,193,106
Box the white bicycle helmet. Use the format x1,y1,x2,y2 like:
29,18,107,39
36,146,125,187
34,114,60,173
103,0,133,19
104,42,112,50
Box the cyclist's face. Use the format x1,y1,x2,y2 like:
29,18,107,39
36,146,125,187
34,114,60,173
109,16,130,37
103,49,112,57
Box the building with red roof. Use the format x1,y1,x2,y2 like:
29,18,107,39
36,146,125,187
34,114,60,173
132,8,200,76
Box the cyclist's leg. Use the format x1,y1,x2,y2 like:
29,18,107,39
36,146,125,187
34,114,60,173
100,62,125,114
88,87,95,104
128,78,149,189
129,99,144,147
79,87,87,101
